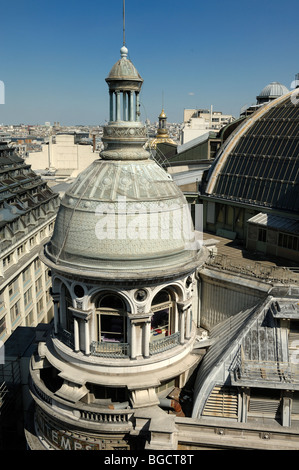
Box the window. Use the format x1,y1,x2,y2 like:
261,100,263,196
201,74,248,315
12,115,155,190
17,244,25,258
74,284,85,298
150,290,174,341
96,294,126,343
46,289,51,304
24,287,32,307
35,276,43,294
10,300,20,323
37,297,44,315
22,267,31,284
278,232,299,251
25,309,34,327
29,235,37,248
0,292,4,309
258,228,267,242
3,254,13,269
34,258,41,271
8,279,19,299
0,315,6,335
40,228,46,240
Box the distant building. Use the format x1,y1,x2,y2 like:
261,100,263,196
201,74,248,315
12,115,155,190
146,108,176,156
181,108,235,144
26,133,97,177
240,81,289,117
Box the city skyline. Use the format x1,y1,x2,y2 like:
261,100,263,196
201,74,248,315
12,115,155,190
0,0,298,126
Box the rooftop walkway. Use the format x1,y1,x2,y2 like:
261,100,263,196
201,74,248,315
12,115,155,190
202,231,299,285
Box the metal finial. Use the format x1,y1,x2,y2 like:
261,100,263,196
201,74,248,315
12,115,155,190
123,0,126,46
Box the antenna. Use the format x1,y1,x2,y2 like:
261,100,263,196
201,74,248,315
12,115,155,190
123,0,126,46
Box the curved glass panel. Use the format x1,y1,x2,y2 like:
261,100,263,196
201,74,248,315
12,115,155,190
210,95,299,212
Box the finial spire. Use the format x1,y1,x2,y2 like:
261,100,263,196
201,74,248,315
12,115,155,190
123,0,126,46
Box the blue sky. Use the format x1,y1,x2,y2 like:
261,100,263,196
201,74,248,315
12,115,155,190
0,0,298,125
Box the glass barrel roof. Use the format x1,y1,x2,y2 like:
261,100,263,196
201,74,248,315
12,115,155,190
206,92,299,212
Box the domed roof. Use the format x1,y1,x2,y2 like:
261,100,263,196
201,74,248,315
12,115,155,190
44,158,201,278
205,89,299,212
42,46,204,280
257,81,289,102
106,46,143,86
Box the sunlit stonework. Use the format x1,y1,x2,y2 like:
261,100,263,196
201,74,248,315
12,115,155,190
25,43,207,450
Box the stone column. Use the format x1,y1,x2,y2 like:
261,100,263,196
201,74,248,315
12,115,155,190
68,307,92,355
179,310,185,344
129,91,134,121
143,320,151,358
74,316,80,352
109,91,114,121
177,301,192,344
84,318,90,355
131,322,137,359
116,91,121,121
52,293,60,334
185,307,191,340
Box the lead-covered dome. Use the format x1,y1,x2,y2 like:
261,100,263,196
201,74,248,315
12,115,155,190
42,46,203,280
43,158,201,278
106,46,143,92
256,81,289,104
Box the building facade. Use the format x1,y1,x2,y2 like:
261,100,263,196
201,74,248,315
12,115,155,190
181,108,235,144
0,142,60,343
25,44,208,450
26,133,97,177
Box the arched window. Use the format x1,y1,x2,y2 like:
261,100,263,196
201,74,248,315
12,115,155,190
95,293,127,343
150,289,174,341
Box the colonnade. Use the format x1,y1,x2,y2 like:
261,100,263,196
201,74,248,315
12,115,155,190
52,292,193,359
109,90,140,122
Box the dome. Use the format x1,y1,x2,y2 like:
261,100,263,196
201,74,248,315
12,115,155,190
44,158,201,278
205,89,299,212
256,81,289,103
42,45,203,280
106,46,143,91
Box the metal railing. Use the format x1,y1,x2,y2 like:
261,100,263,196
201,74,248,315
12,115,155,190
56,326,74,349
55,328,181,358
149,332,180,355
230,347,299,384
90,341,130,358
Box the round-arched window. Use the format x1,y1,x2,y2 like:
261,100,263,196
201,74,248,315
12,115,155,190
150,289,174,341
95,293,127,344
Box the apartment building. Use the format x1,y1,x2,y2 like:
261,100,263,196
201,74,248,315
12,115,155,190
0,141,60,343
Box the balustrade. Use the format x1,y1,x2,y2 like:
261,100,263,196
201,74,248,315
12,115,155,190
149,332,180,355
90,341,130,358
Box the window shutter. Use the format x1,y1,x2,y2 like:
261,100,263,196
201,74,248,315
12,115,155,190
203,386,238,418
